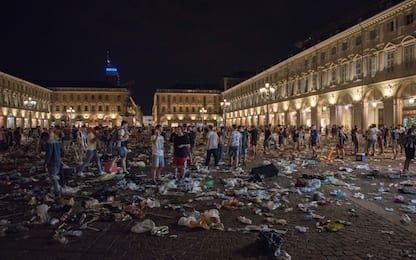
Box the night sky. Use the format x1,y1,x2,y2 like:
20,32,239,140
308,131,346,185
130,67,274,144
1,0,385,114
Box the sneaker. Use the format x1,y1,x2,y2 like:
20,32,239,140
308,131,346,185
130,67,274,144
78,172,85,177
98,171,107,176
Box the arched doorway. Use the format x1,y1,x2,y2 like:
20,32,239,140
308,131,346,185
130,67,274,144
397,82,416,127
364,87,385,128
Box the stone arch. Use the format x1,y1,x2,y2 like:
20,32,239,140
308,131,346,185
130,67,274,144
397,81,416,98
364,87,384,102
337,93,354,105
401,35,416,44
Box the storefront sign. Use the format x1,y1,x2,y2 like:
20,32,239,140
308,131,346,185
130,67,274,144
403,110,416,115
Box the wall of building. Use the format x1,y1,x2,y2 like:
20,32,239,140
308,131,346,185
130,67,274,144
0,72,52,128
223,0,416,132
49,87,133,128
152,89,222,127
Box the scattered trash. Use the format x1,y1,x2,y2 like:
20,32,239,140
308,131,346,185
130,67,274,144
257,230,285,257
237,216,253,225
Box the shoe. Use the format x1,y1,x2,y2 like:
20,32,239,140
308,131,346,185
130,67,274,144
78,172,85,177
98,171,107,176
122,171,130,175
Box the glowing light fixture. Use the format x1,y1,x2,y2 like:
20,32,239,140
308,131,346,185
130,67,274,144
409,97,415,104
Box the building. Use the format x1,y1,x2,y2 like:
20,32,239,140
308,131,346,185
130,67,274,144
152,88,222,127
0,71,52,128
49,84,140,127
0,71,143,129
223,0,416,131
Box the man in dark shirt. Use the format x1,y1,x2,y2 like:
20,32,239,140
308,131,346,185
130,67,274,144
173,126,190,179
249,126,258,155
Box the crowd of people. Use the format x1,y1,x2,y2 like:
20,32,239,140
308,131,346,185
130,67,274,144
1,121,416,201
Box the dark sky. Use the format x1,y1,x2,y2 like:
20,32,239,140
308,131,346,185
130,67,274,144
1,0,386,114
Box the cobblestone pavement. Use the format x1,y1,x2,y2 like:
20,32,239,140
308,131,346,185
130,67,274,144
0,135,416,260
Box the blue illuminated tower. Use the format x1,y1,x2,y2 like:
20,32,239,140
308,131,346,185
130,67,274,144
105,51,120,86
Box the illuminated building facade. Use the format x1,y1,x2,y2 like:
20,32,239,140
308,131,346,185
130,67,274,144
223,0,416,131
0,71,52,128
49,86,141,127
152,88,222,127
0,71,142,128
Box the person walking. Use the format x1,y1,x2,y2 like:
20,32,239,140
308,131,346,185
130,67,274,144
78,127,106,177
44,128,63,199
151,125,165,184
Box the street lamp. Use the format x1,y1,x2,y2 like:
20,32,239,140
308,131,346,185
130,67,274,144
259,83,276,126
220,98,230,127
199,107,207,126
66,106,75,125
24,97,37,128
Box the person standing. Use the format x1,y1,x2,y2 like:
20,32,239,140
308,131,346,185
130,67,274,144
117,120,130,174
392,126,401,160
366,124,379,156
336,125,347,159
229,125,242,168
217,127,225,164
44,128,63,199
205,125,219,168
310,124,319,158
172,126,190,179
249,126,259,155
351,125,359,155
239,126,249,165
402,125,416,176
78,127,106,177
151,125,165,183
263,126,272,154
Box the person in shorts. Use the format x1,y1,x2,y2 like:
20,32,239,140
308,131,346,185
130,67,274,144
229,125,242,168
151,125,165,183
172,126,190,179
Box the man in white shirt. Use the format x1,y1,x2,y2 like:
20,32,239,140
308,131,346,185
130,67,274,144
78,127,105,177
151,125,165,183
205,125,219,168
229,124,242,168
